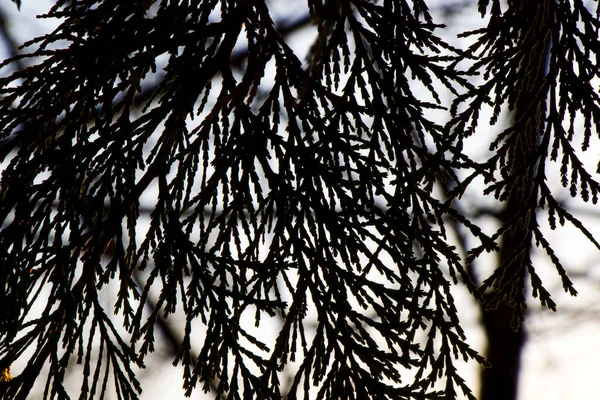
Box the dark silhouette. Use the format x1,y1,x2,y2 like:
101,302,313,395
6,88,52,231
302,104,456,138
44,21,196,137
1,1,599,399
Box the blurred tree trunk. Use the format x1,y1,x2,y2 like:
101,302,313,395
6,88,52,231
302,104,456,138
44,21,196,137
478,1,552,399
480,296,526,399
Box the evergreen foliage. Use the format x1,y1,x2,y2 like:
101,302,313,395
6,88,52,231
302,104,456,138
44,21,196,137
0,0,599,399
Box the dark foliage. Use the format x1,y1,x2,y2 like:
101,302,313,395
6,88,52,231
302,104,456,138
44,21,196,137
448,0,600,324
0,0,599,399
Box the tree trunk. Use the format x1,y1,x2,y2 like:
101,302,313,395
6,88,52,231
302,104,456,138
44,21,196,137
478,1,552,399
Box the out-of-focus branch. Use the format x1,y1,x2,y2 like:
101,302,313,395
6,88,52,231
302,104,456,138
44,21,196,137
0,7,26,72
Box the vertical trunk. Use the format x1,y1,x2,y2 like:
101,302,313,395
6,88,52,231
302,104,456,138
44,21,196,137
478,1,551,399
479,297,526,399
